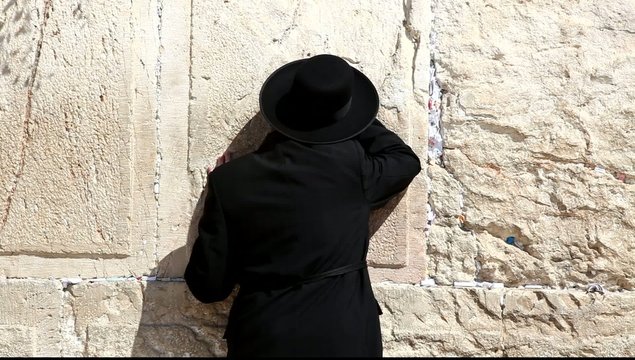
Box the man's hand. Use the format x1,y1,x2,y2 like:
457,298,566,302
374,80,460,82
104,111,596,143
207,151,233,174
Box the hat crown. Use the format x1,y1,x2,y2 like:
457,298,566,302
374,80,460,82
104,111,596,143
259,53,378,144
291,54,354,115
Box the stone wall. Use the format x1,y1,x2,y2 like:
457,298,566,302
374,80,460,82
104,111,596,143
0,0,633,356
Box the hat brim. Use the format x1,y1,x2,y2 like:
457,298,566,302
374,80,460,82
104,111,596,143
260,59,379,144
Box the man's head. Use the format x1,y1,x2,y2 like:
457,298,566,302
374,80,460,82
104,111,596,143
259,54,379,144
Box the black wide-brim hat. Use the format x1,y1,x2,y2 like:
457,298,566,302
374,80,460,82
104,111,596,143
260,55,379,144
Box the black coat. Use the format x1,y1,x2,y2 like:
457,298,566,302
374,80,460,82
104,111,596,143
185,119,421,357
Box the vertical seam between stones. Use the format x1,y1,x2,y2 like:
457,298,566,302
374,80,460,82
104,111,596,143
153,0,164,267
402,0,421,101
0,0,52,236
425,0,443,281
500,289,508,355
187,0,194,178
427,0,475,284
60,285,84,356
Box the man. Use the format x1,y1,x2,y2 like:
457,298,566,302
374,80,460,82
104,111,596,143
185,54,421,357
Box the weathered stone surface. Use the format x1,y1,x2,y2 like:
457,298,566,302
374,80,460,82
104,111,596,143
62,280,143,356
132,281,231,356
65,280,229,356
376,284,635,357
85,325,139,357
502,289,635,357
0,280,63,356
0,0,428,280
1,280,633,357
426,223,478,285
0,0,130,255
188,0,429,282
429,0,635,288
0,326,35,357
0,0,163,278
376,284,504,357
154,0,194,278
0,0,634,357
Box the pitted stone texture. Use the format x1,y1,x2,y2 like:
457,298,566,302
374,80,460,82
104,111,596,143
131,282,232,357
376,284,504,357
66,280,229,356
427,163,465,221
0,280,63,356
64,280,143,356
1,280,633,357
0,0,131,255
0,0,41,216
430,0,635,288
376,284,635,357
426,224,478,285
189,0,429,282
0,0,160,277
502,289,635,357
0,326,35,357
67,281,143,330
64,282,635,357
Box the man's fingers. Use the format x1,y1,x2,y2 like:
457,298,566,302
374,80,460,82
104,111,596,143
210,151,233,173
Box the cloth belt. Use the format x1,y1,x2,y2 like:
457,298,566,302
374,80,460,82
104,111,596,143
240,261,367,292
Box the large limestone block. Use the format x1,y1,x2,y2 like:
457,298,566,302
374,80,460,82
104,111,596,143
431,0,635,288
0,326,35,357
375,284,635,357
0,279,63,356
502,289,635,356
1,280,634,357
0,0,161,277
153,0,195,278
132,281,232,356
375,284,504,357
426,224,478,285
62,280,143,356
66,280,229,356
188,0,429,282
0,0,130,254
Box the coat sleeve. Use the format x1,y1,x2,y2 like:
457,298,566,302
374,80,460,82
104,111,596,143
184,174,236,303
356,119,422,209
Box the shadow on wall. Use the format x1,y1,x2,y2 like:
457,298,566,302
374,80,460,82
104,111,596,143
130,112,400,356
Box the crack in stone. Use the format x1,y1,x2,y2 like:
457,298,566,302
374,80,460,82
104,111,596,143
0,0,52,236
474,122,527,142
499,290,508,355
276,1,300,44
58,284,85,357
530,151,632,183
83,322,90,356
598,26,635,34
538,292,580,337
402,0,421,99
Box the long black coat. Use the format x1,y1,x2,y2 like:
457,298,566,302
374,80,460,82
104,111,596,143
185,119,421,357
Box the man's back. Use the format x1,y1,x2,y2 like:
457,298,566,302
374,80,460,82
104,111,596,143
185,120,421,357
213,132,371,285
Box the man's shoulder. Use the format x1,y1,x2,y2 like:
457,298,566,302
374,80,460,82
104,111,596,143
310,138,365,162
213,151,256,173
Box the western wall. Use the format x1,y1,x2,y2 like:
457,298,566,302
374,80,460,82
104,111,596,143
0,0,633,356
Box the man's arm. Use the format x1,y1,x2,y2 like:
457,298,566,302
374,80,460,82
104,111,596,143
356,119,421,209
184,174,235,303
